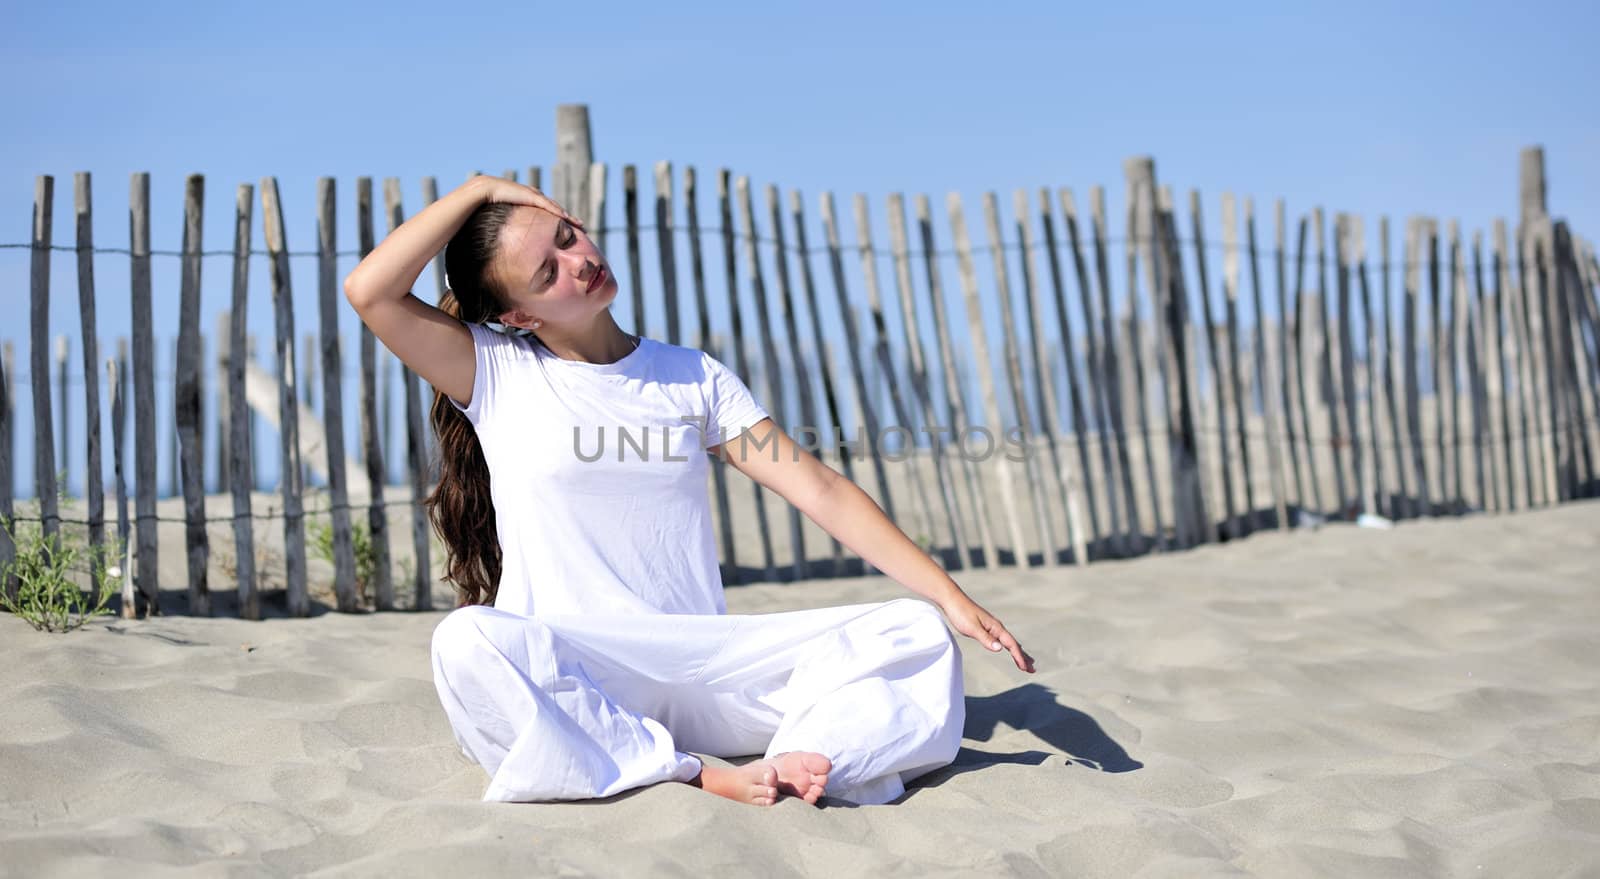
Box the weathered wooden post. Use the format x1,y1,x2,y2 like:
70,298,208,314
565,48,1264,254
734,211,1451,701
949,192,1033,567
227,185,258,620
317,178,358,612
1352,217,1389,517
1445,222,1467,510
766,184,817,579
622,166,645,337
215,310,232,493
1220,194,1256,532
1518,221,1557,504
1052,189,1121,554
655,162,682,347
790,188,854,576
1246,199,1290,529
1507,221,1543,506
1517,145,1550,503
1127,159,1205,546
821,190,897,572
1532,224,1571,500
883,193,969,568
1379,217,1410,517
982,191,1061,565
1334,214,1364,517
0,343,13,601
858,198,945,563
176,174,209,615
1313,209,1349,517
1469,231,1497,510
1120,170,1169,547
1402,219,1429,516
1156,186,1210,544
553,104,593,226
1519,147,1547,231
1027,189,1095,562
1425,219,1453,511
917,194,998,568
587,163,607,258
73,173,106,578
55,337,68,494
1550,223,1593,497
381,179,433,610
30,176,59,538
718,170,775,582
1274,202,1306,516
130,173,160,612
1291,216,1324,516
261,176,310,616
1492,221,1525,509
111,349,132,616
734,178,800,579
683,167,739,581
355,178,394,610
1087,188,1142,547
420,176,450,476
1191,190,1237,536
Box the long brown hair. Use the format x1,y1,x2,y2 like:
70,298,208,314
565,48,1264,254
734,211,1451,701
427,203,518,606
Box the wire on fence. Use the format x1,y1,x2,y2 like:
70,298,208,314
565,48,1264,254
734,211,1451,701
5,413,1594,526
0,228,1569,275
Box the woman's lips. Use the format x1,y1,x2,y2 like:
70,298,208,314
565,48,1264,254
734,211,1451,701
586,267,606,294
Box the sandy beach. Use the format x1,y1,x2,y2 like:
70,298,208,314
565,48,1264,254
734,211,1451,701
2,498,1598,876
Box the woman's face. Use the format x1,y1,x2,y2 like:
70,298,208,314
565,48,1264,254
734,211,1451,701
490,205,618,328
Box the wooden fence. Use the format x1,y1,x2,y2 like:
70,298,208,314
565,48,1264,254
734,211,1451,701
3,134,1598,619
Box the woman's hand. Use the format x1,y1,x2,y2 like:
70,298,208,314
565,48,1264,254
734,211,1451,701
469,175,584,228
939,595,1036,673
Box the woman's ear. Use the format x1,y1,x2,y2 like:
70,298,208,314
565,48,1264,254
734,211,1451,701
500,309,542,330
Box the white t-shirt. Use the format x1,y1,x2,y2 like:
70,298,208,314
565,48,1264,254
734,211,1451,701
450,322,771,618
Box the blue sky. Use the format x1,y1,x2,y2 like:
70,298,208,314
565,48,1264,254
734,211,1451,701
2,0,1596,499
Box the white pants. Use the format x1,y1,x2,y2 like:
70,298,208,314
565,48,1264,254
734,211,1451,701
430,597,965,805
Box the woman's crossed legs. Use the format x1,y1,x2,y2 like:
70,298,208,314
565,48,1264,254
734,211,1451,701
430,598,964,806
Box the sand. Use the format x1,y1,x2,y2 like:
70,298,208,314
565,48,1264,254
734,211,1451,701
2,500,1598,877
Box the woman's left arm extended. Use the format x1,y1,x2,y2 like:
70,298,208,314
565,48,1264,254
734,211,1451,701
718,418,1036,673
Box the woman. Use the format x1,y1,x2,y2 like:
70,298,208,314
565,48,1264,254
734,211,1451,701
343,175,1035,807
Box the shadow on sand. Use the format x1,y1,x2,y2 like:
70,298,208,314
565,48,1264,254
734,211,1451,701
828,682,1142,806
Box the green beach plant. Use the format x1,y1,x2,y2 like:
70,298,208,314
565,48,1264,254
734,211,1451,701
308,516,378,604
0,514,124,633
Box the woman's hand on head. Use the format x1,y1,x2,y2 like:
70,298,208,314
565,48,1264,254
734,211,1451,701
468,175,584,228
938,594,1036,673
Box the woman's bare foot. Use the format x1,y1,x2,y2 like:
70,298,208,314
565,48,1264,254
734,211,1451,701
768,751,830,804
693,751,831,806
696,762,780,806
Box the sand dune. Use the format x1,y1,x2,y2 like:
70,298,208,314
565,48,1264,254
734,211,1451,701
2,502,1598,877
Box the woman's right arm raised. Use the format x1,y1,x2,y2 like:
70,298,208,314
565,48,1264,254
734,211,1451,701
342,175,577,407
